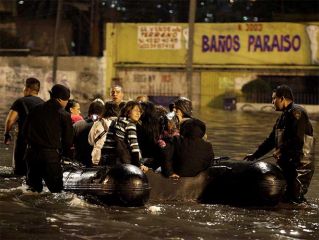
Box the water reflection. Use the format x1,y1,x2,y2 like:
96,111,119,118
0,109,318,239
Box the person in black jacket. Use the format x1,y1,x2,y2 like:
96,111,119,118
23,84,73,193
173,118,213,177
244,85,315,204
4,77,44,176
73,100,105,167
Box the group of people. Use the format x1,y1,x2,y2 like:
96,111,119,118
3,79,315,204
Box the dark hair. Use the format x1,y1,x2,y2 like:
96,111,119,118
50,84,70,100
88,101,104,116
168,102,175,112
103,101,120,118
180,118,206,138
273,85,294,101
65,99,79,113
154,104,168,117
139,101,161,141
25,77,40,92
120,100,142,118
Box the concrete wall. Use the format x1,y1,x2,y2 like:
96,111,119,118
0,56,106,166
106,22,319,108
0,56,106,105
116,68,201,107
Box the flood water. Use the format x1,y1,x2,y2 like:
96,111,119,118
1,108,318,240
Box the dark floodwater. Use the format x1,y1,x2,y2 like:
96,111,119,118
1,108,318,240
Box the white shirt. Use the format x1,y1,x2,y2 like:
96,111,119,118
88,117,115,165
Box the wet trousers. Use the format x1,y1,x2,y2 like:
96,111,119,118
24,147,63,193
13,137,27,176
279,158,315,203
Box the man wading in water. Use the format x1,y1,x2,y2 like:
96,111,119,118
245,85,315,204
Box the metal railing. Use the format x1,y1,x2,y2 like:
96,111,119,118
239,92,319,105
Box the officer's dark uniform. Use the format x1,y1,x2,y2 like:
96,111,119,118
251,102,314,203
10,95,44,175
23,94,73,193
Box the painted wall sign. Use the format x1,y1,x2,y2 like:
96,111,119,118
109,22,319,65
195,23,314,65
201,34,301,52
137,26,183,50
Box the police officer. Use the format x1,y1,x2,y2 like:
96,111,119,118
23,84,73,193
4,77,44,176
244,85,315,204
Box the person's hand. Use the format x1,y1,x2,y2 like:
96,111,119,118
169,173,180,181
273,148,281,160
243,153,256,161
157,139,166,148
140,164,149,173
4,132,12,145
61,157,73,164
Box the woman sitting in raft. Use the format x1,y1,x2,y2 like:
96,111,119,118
65,99,84,124
101,101,148,173
174,118,214,176
137,101,162,170
173,97,207,138
156,111,179,175
160,118,214,179
88,101,119,165
174,97,192,126
136,97,213,178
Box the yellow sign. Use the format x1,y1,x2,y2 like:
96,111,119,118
137,26,183,50
107,23,319,66
195,23,315,65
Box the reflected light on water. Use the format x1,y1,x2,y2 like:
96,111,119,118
290,230,300,235
0,109,318,239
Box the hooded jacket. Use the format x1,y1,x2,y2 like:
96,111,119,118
171,118,214,177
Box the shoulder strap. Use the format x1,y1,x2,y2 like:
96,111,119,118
94,119,109,144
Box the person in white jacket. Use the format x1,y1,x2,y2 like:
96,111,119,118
88,101,119,165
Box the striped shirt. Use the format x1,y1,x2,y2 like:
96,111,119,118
102,117,141,164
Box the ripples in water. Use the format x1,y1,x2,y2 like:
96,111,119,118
1,109,319,239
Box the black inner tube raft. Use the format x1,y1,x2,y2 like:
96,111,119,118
63,159,286,207
200,160,287,206
63,163,151,206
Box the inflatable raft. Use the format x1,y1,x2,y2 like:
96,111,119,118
63,163,150,206
147,159,286,206
201,159,286,206
63,159,287,206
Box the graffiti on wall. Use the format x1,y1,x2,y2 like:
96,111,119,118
117,70,191,99
116,69,201,107
306,25,319,64
0,64,104,113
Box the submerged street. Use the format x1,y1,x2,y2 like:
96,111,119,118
1,108,318,239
